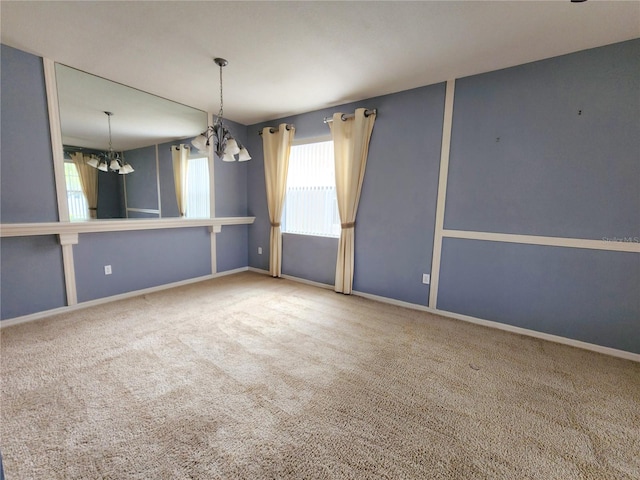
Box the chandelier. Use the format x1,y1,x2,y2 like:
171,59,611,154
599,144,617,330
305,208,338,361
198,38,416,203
87,111,134,174
192,58,251,162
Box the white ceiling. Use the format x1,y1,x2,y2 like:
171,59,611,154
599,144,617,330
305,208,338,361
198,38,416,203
2,1,639,126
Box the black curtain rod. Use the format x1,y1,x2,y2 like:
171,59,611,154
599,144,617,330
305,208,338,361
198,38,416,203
257,124,294,136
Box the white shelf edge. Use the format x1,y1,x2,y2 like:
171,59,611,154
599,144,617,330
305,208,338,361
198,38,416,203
0,217,255,238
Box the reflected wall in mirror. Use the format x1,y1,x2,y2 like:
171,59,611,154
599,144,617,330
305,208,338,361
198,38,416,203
55,63,209,220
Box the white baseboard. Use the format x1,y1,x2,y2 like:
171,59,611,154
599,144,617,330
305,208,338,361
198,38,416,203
0,267,249,329
4,267,638,362
248,271,639,363
350,289,640,363
248,267,334,291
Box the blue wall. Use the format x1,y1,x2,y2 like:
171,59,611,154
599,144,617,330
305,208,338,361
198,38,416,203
438,239,640,352
124,145,159,215
1,40,638,354
96,171,125,219
0,236,67,318
445,40,640,240
0,45,249,320
247,84,445,305
74,228,211,303
246,39,639,353
1,44,59,223
438,39,640,354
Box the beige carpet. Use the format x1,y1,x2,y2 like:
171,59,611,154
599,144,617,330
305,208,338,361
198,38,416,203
1,271,638,479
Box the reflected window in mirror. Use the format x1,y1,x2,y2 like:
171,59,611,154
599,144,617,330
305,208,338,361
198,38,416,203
186,156,210,218
64,161,89,221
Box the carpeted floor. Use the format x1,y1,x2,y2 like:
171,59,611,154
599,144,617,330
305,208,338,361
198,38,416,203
1,271,638,479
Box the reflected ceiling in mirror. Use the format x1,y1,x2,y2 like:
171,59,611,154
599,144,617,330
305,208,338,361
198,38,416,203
55,63,207,151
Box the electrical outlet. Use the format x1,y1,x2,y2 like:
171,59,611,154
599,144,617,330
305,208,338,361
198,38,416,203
104,265,112,275
258,247,263,255
422,273,430,284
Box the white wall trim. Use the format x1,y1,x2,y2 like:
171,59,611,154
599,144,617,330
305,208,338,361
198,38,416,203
248,267,270,275
0,216,255,238
281,274,334,290
155,144,162,217
126,208,161,215
208,226,218,274
248,268,334,291
429,79,456,309
57,233,78,305
0,267,249,329
443,229,640,253
43,57,69,223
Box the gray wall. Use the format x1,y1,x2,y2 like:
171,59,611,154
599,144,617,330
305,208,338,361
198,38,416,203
214,118,250,273
124,145,159,215
439,39,640,353
438,239,640,352
1,44,59,223
74,228,211,303
96,165,125,219
0,45,67,318
0,236,67,318
445,40,640,239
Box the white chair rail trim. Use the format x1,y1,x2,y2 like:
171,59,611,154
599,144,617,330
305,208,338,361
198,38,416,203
0,217,255,238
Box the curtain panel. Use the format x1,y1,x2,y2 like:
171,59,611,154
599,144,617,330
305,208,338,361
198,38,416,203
171,144,191,217
262,124,295,277
329,108,376,294
71,152,99,219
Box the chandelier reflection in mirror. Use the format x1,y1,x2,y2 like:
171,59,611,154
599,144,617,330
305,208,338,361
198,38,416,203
192,58,251,162
87,111,135,174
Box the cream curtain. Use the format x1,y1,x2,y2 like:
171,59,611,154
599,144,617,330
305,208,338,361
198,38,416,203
262,124,295,277
71,152,98,219
171,144,190,217
329,108,376,294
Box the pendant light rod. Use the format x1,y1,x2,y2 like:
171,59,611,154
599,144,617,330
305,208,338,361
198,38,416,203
86,111,134,174
214,58,227,122
191,57,251,162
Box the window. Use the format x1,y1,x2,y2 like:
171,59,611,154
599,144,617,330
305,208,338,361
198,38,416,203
64,161,89,221
282,140,340,237
185,156,210,218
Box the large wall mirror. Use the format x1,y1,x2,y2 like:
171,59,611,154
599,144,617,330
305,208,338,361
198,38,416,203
55,63,209,221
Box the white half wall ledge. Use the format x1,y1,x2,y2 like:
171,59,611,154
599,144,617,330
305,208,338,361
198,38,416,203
0,217,255,238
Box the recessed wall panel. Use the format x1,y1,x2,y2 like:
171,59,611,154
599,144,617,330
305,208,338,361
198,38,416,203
437,238,640,354
445,39,640,240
